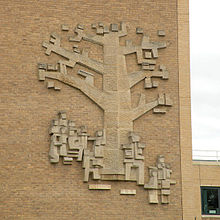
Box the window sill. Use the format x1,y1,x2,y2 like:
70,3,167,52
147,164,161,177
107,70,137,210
202,215,220,218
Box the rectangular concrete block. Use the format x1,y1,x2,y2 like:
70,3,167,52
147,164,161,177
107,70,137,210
47,64,58,71
153,108,166,114
144,77,152,88
54,86,61,91
161,189,170,195
104,26,109,34
88,184,111,190
110,24,118,32
120,189,136,195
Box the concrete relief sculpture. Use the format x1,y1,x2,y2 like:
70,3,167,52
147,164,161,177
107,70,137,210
144,155,176,204
122,132,145,185
38,22,175,203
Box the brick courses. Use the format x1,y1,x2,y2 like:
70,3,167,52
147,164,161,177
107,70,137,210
0,0,190,219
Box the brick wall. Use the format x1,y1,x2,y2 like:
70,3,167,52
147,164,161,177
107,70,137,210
0,0,189,219
192,162,220,220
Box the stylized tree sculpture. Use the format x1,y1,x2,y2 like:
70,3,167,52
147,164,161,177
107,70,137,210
38,22,172,187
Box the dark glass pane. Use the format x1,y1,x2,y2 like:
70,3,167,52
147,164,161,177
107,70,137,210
201,187,219,215
207,189,218,210
201,189,208,214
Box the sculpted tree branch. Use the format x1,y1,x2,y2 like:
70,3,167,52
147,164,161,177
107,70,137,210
132,93,172,121
129,71,147,88
69,25,104,45
42,36,105,75
118,22,128,37
123,34,166,58
129,66,169,88
132,98,159,121
141,35,166,58
39,67,108,109
69,22,128,44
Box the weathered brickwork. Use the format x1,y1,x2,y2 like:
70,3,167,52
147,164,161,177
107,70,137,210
0,0,190,219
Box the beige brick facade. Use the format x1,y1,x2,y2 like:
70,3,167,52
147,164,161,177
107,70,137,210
0,0,192,219
192,162,220,220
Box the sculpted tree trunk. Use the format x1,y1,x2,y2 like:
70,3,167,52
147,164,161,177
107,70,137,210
38,22,172,184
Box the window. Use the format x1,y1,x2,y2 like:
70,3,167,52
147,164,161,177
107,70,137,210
201,187,220,215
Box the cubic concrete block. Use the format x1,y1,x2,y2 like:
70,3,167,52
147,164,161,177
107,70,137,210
96,28,104,35
91,23,96,29
77,24,84,30
136,27,143,34
61,24,69,31
152,81,159,88
47,81,54,88
98,22,104,27
144,52,152,59
110,23,118,32
158,30,166,36
38,63,47,70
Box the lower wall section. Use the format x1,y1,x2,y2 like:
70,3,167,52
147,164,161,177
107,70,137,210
193,161,220,220
202,217,220,220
